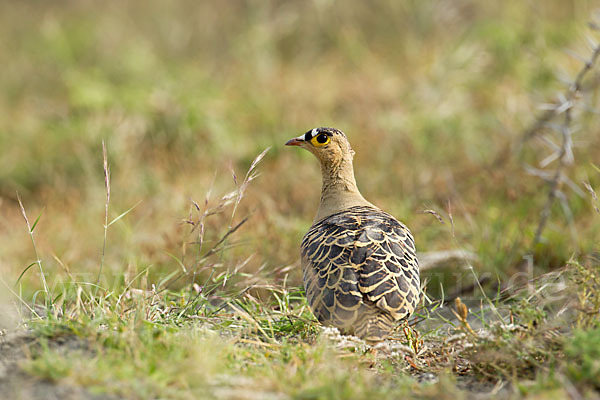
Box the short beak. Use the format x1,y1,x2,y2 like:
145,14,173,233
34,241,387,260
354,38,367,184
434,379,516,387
285,137,304,146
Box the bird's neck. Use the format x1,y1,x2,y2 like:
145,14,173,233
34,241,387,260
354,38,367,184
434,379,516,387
314,158,374,222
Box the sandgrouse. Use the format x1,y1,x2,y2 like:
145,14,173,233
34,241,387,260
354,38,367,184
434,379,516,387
286,127,420,344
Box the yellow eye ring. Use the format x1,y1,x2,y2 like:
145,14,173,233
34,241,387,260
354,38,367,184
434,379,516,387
310,133,330,147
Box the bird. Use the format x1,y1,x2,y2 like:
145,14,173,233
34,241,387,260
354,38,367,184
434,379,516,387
286,127,420,344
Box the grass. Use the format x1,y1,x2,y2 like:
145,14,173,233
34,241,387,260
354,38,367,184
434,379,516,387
1,0,600,398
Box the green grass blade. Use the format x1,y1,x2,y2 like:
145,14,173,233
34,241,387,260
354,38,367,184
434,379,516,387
31,289,45,307
157,270,180,289
53,291,63,304
30,210,43,233
164,251,187,273
15,262,37,286
107,200,142,227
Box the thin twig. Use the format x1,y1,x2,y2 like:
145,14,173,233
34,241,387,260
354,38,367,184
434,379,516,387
532,123,570,246
520,43,600,145
531,39,600,248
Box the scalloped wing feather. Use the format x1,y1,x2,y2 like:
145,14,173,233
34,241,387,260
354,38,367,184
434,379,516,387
301,206,420,341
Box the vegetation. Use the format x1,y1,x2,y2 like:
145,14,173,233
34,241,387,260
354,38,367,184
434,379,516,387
1,1,599,398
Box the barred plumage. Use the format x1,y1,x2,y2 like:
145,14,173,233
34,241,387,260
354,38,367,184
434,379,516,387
301,206,420,343
286,127,421,343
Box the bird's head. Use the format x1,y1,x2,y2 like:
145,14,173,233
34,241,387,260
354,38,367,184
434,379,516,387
285,127,355,168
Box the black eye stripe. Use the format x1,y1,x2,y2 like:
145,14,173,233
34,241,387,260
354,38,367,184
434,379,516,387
303,128,335,142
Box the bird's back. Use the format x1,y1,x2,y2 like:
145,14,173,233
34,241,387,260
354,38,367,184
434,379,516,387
301,205,420,343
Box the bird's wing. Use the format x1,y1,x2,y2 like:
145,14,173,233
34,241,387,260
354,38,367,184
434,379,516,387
349,209,420,320
301,206,420,328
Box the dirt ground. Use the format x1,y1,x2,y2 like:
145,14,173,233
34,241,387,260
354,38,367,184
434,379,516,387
0,330,118,400
0,325,516,400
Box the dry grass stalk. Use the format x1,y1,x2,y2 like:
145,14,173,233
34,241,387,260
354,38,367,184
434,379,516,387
16,192,50,309
159,148,270,293
583,181,600,215
97,140,110,286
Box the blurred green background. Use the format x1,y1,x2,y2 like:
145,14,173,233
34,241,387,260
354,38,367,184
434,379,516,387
0,0,598,298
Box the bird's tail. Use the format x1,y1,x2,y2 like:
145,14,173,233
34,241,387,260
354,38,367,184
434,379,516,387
353,305,396,344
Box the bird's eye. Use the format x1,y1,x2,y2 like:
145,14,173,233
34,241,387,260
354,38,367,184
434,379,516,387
310,133,330,147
